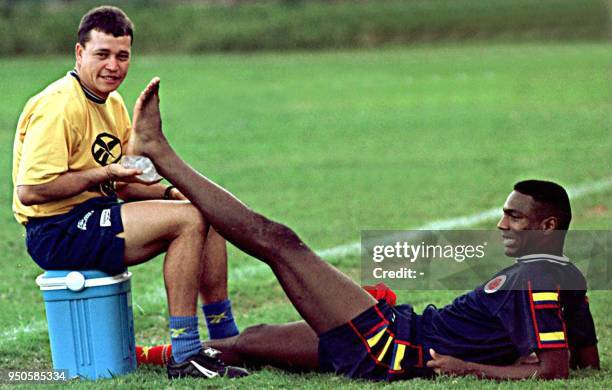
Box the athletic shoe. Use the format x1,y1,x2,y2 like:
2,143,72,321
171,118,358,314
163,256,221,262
167,347,249,379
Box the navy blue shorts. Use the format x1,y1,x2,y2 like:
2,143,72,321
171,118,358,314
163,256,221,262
318,302,432,381
25,196,126,275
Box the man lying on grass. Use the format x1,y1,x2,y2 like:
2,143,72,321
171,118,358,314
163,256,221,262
130,77,599,380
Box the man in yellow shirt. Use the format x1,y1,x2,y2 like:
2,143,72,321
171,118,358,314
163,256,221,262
12,6,246,379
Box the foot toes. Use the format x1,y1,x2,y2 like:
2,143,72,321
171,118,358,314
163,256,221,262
140,77,161,101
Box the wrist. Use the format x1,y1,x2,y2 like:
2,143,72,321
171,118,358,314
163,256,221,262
103,165,114,182
90,166,112,186
163,185,176,200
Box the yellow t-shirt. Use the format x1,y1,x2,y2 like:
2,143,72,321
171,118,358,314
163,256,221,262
12,71,131,224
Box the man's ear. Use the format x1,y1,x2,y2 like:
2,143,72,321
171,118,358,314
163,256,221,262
75,43,83,67
540,216,558,235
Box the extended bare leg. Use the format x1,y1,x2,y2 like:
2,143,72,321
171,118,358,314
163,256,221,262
204,321,320,371
131,78,375,334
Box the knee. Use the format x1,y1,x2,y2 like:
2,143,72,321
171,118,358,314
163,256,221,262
254,213,306,260
176,204,208,236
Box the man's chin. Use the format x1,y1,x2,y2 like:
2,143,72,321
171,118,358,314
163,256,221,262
503,246,521,258
98,86,120,96
96,79,124,96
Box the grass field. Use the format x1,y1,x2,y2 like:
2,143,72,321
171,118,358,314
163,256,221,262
2,0,607,55
0,42,610,388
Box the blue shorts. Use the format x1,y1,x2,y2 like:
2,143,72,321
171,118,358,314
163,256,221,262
25,196,126,275
318,302,432,381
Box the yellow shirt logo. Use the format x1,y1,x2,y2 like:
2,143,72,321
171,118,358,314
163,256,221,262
92,132,122,166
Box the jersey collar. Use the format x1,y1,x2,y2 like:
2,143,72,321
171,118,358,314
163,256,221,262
516,253,570,265
69,70,106,104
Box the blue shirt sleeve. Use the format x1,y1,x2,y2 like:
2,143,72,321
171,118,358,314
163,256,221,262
495,273,568,356
564,293,598,349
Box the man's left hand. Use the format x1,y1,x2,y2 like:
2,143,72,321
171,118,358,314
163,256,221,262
426,349,469,376
167,187,188,200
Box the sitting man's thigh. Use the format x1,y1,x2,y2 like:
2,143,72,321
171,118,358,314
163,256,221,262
120,200,208,265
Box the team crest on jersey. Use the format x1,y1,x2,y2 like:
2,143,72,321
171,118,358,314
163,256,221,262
91,132,122,166
484,275,506,293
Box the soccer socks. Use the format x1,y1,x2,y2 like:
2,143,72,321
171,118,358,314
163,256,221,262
166,301,237,363
202,299,239,339
169,316,202,363
136,344,172,366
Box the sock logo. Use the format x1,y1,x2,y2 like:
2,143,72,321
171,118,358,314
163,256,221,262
170,328,187,338
140,346,152,359
206,312,228,324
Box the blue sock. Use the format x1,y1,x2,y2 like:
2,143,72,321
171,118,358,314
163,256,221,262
202,299,239,339
169,316,202,363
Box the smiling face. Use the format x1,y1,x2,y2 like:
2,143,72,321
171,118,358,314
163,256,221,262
75,29,131,99
497,190,544,257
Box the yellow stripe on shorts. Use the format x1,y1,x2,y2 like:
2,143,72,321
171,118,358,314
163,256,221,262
367,328,386,348
392,344,406,371
377,336,394,361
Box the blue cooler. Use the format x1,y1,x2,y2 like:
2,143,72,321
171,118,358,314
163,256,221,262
36,270,137,380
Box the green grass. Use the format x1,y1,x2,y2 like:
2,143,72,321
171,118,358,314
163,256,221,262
0,0,608,56
0,41,610,388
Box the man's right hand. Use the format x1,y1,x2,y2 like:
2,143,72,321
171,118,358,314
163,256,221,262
104,163,149,184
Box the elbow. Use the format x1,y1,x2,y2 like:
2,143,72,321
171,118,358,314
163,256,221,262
537,365,569,380
534,345,570,380
17,186,42,206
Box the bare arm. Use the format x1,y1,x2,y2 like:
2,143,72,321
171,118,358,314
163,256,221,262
427,349,569,380
571,345,599,370
115,182,186,201
17,164,141,206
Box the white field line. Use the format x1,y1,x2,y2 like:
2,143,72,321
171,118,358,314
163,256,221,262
2,177,610,346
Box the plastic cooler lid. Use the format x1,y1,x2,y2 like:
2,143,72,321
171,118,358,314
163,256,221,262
36,270,132,292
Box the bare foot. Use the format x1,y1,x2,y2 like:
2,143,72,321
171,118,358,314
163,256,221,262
129,77,168,158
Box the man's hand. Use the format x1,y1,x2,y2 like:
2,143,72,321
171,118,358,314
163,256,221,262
427,349,469,376
167,187,188,200
105,163,152,184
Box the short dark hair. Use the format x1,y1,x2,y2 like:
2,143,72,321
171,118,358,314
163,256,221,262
514,180,572,230
78,6,134,47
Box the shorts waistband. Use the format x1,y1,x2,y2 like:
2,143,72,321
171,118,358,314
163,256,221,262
26,196,119,226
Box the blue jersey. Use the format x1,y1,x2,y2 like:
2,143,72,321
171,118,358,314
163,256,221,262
319,253,597,381
420,254,597,366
